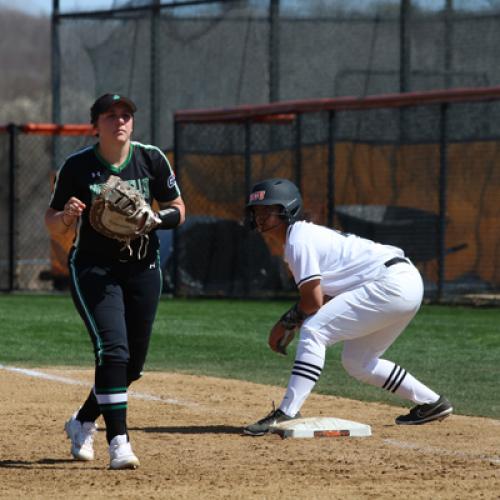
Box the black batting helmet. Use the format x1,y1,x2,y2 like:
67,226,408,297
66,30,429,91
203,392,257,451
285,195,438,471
246,178,303,229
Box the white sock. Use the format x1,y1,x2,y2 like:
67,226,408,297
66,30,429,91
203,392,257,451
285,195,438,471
360,358,439,404
279,351,324,417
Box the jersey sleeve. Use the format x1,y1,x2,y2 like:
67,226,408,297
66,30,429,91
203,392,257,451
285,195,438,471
49,161,75,211
149,147,181,203
286,241,322,288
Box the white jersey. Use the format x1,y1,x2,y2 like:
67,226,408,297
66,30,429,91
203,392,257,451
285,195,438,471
284,221,406,296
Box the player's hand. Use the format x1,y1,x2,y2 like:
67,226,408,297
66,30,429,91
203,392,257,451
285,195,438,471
63,197,86,225
268,321,296,355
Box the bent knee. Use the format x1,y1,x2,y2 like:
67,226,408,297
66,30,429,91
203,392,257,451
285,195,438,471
298,326,328,356
341,354,376,382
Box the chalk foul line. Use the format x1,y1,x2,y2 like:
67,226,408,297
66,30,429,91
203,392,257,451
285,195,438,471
0,364,199,408
384,438,500,465
2,363,499,465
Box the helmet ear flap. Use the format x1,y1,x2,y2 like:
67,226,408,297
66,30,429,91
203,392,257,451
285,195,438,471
244,206,257,230
278,206,289,223
289,204,303,224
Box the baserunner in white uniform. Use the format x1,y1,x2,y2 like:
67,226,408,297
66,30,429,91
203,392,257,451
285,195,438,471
243,178,452,436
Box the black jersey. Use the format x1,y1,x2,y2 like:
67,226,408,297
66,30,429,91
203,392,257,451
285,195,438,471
50,141,180,261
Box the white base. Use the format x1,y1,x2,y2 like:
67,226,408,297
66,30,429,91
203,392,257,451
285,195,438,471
270,417,372,439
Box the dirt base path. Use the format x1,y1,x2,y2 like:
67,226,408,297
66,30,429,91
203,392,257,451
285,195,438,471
0,367,498,499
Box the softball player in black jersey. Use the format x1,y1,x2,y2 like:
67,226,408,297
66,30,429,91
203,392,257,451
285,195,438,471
45,94,185,469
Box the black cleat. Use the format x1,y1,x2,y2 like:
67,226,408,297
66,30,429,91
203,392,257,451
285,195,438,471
396,396,453,425
244,407,301,436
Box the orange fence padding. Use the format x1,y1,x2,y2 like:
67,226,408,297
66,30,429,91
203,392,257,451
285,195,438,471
21,123,95,136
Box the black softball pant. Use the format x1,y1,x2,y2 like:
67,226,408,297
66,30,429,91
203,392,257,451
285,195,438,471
68,248,162,383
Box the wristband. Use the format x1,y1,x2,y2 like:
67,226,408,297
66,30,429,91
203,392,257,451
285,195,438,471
157,206,181,229
279,303,309,330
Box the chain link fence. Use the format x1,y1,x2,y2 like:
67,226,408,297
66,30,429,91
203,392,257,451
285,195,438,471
0,125,95,291
2,87,500,301
174,88,500,301
4,0,500,298
0,124,181,293
0,126,12,290
53,0,500,151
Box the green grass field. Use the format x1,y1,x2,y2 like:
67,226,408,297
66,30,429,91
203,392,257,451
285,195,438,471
1,294,498,419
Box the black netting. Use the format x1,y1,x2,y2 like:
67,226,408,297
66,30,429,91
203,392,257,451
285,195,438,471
165,216,291,297
175,99,500,299
0,131,96,291
58,15,152,143
55,1,500,150
5,1,500,297
14,134,54,290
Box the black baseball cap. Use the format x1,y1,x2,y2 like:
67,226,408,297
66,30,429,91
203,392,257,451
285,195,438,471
90,93,137,124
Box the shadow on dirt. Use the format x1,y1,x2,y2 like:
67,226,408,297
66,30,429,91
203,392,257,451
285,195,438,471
0,458,101,470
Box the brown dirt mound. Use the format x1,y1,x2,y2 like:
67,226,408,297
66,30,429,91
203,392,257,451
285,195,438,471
0,367,498,499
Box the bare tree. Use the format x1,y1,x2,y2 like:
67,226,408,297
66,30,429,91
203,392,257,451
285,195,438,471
0,7,50,122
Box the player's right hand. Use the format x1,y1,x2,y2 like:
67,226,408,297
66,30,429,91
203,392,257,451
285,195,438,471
63,197,86,219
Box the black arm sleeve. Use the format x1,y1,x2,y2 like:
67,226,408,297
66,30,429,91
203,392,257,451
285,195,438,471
157,207,181,229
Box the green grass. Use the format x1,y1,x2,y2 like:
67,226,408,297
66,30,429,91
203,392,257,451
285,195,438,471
1,294,499,419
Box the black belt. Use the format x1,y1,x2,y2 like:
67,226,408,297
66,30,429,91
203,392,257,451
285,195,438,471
384,257,409,268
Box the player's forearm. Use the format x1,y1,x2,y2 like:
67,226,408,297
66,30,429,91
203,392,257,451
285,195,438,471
298,279,323,315
44,208,76,235
298,295,323,316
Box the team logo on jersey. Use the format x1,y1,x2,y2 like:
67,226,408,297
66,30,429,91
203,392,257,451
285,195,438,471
89,177,151,202
249,190,266,202
167,173,176,189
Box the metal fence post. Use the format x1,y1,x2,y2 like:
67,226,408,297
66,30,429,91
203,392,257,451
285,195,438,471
172,118,181,296
244,119,253,296
269,0,280,103
51,0,61,168
295,113,302,190
150,0,160,145
444,0,454,88
438,102,449,301
400,0,410,93
244,120,252,196
327,111,336,227
399,0,411,146
7,124,17,292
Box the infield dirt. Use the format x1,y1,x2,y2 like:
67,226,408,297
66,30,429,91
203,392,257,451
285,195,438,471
0,368,498,499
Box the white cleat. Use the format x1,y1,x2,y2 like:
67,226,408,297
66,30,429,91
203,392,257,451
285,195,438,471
64,412,98,461
109,434,140,470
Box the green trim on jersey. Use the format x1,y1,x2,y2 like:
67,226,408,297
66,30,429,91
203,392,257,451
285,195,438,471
93,142,134,173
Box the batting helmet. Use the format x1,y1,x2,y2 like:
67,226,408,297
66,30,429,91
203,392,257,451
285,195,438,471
246,178,303,229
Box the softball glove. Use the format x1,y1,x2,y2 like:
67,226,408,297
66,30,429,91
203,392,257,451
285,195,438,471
89,175,160,243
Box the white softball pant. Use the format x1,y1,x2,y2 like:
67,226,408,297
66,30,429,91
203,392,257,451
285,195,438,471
279,262,440,417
